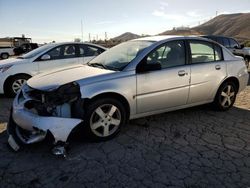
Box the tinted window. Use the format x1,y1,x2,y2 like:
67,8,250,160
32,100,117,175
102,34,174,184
45,44,77,60
85,46,104,57
216,37,224,46
78,45,104,57
229,38,239,48
47,46,61,60
223,38,230,48
146,41,185,69
79,44,85,57
63,45,76,58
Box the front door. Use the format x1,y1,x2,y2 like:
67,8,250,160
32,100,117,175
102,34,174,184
37,44,81,73
136,40,190,114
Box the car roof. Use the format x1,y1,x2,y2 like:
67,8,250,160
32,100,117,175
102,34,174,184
43,42,107,50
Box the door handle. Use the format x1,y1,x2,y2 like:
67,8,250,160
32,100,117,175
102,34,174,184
178,70,186,76
215,65,221,70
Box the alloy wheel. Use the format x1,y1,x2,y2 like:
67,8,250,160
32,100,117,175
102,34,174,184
12,79,27,93
90,104,121,137
220,84,236,108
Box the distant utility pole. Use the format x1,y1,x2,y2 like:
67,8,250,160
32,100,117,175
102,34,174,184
105,32,108,40
89,33,91,42
216,11,218,17
81,20,83,42
96,34,98,41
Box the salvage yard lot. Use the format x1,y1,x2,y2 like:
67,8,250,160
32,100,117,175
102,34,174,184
0,76,250,187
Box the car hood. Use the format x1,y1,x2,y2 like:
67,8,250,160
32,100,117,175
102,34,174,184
0,58,27,67
27,65,115,91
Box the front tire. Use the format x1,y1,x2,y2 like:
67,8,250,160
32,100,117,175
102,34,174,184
84,98,127,141
5,75,31,97
213,82,237,111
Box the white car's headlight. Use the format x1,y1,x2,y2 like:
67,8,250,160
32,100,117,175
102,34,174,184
0,65,13,73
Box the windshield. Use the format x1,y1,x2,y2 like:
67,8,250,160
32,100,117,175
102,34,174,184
18,44,55,59
88,40,153,71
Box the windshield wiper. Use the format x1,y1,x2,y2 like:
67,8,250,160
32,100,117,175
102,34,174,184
17,57,24,59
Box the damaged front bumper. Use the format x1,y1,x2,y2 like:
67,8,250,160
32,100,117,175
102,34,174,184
7,83,83,150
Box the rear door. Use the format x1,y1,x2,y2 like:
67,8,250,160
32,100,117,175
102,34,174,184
78,44,105,64
187,40,226,104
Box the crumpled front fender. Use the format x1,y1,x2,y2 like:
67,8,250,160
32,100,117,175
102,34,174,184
12,90,83,143
13,108,83,142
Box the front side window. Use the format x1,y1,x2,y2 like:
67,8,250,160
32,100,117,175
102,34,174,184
190,41,223,63
47,46,61,59
45,44,77,60
19,44,55,59
146,40,186,69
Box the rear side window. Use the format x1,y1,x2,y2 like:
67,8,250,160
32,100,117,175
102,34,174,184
85,46,104,57
216,37,224,46
223,38,230,48
229,38,239,48
189,41,223,64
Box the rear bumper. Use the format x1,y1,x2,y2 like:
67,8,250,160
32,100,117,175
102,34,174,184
9,88,83,143
238,71,249,93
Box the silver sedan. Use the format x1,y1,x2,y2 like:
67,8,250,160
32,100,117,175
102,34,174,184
8,36,249,152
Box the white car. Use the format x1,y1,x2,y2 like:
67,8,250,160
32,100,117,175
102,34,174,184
0,47,15,59
0,42,106,97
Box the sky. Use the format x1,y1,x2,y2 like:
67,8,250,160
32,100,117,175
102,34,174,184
0,0,250,43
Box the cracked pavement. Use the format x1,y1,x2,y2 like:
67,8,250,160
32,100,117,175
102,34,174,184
0,77,250,187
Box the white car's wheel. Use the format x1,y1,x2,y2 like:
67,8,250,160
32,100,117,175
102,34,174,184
5,75,31,97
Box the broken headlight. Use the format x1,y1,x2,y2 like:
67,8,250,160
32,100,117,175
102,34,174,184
25,82,81,116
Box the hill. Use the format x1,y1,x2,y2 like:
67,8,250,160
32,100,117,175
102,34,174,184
160,13,250,42
111,32,141,41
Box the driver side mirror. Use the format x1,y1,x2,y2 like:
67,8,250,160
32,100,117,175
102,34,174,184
41,54,51,60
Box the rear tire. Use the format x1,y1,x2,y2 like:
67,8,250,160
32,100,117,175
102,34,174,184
83,98,127,141
5,75,31,97
213,82,237,111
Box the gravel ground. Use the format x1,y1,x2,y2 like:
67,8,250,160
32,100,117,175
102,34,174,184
0,78,250,187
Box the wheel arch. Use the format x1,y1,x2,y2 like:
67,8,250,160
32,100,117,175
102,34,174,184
85,92,131,120
3,73,32,93
221,76,240,93
214,76,240,100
